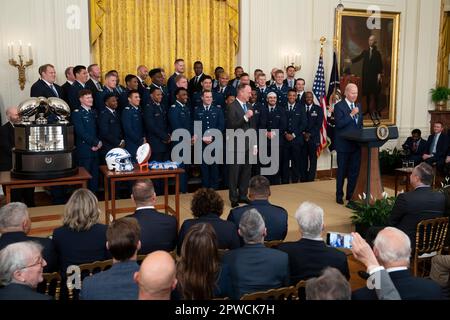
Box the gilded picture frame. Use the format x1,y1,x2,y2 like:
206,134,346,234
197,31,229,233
335,9,400,126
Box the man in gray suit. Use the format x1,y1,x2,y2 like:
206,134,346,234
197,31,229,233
226,84,257,207
80,217,141,300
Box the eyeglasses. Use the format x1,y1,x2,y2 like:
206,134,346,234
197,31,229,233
20,256,44,270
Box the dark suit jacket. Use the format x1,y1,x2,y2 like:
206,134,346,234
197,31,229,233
227,199,288,242
0,122,14,171
402,137,426,164
424,133,449,164
226,100,257,152
127,208,177,254
0,283,52,300
177,213,240,254
351,46,383,95
0,232,58,273
188,73,208,95
276,238,350,285
52,224,109,273
333,99,363,152
30,79,64,99
80,261,139,300
388,186,445,248
68,81,87,111
85,78,102,97
61,81,73,103
223,243,289,299
352,269,443,300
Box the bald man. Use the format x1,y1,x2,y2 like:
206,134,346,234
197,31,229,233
333,84,362,207
134,251,177,300
0,107,35,206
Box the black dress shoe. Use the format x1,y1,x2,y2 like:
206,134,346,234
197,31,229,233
231,201,239,208
358,270,370,280
336,198,344,205
346,201,358,210
239,197,250,204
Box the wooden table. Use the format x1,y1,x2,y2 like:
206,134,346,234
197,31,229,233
0,167,91,224
394,167,413,195
100,165,184,227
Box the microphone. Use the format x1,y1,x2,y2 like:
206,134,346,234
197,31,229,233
369,110,381,126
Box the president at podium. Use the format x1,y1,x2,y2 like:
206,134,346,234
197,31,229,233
334,83,363,205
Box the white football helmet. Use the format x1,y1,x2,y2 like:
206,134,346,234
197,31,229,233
105,148,134,171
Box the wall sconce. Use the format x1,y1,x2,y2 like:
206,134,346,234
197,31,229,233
8,41,33,91
284,52,302,72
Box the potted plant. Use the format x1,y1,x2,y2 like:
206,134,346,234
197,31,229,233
430,86,450,111
350,192,396,238
379,148,403,175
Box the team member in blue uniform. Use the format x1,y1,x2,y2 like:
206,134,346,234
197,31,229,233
149,68,169,109
97,93,124,164
191,76,219,109
214,72,237,109
301,92,324,182
71,89,102,192
282,89,307,184
249,88,263,177
255,73,270,106
269,69,289,106
121,90,145,161
68,65,90,112
258,92,287,185
95,71,121,111
167,59,186,101
119,74,139,114
194,90,225,189
168,87,195,193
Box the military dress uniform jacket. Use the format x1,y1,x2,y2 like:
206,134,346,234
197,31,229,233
143,100,171,153
284,102,307,145
71,107,100,159
194,105,225,137
121,105,145,158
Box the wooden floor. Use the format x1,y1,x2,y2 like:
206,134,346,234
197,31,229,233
22,178,396,290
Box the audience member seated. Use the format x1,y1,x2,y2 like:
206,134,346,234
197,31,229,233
306,267,351,300
0,242,51,300
52,189,109,274
352,227,443,300
0,202,57,273
388,162,445,249
178,188,240,254
422,121,449,174
127,179,177,254
223,209,289,299
276,202,350,284
430,254,450,289
227,176,288,242
80,217,141,300
176,223,232,299
134,251,177,300
402,128,426,166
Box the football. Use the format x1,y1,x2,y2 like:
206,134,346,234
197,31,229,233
136,143,151,164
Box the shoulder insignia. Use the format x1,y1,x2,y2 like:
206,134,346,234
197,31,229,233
171,105,176,108
125,107,130,110
74,109,79,112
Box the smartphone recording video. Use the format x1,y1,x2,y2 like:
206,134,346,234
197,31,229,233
327,232,353,249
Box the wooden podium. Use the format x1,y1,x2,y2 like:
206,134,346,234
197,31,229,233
342,127,399,204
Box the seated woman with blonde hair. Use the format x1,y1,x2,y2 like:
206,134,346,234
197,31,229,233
52,188,109,274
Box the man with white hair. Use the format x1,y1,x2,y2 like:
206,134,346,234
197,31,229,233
223,209,289,299
0,203,57,272
353,227,443,300
0,107,35,206
133,250,177,300
277,202,349,285
0,241,51,300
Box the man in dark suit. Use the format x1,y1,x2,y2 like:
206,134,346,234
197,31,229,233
127,180,177,254
402,128,426,166
282,89,307,183
68,65,90,111
61,66,75,103
295,78,307,105
228,66,244,88
0,202,57,273
136,65,150,107
119,74,139,112
353,227,443,300
80,217,140,300
277,201,349,285
188,61,208,97
223,209,289,299
215,72,237,108
149,68,169,108
388,162,445,249
167,59,186,99
86,64,103,98
283,65,296,89
0,107,35,206
301,91,324,182
226,84,257,207
349,35,383,116
30,64,64,99
0,242,52,300
334,83,363,205
423,121,449,173
228,175,288,242
191,76,220,109
213,66,224,89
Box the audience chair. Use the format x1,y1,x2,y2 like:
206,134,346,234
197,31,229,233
412,216,449,277
295,280,307,300
137,250,177,265
240,285,298,300
40,272,62,300
264,240,284,248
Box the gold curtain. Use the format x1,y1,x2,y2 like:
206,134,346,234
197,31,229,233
90,0,239,81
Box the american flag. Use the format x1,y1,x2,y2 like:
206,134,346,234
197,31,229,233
312,54,328,157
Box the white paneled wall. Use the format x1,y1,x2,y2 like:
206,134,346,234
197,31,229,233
239,0,441,169
0,0,90,121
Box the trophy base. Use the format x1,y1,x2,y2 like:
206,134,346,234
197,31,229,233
12,149,78,180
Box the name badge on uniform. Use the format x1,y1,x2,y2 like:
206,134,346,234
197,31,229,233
311,111,318,117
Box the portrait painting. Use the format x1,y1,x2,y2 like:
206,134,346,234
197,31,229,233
336,9,400,126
